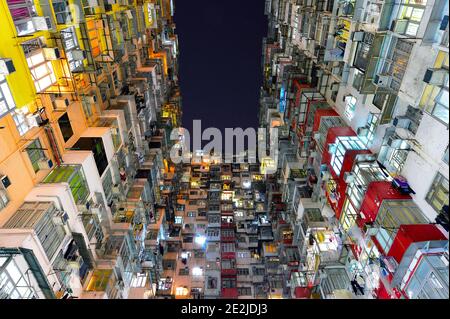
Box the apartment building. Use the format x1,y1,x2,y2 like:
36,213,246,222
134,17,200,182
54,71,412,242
0,0,181,299
260,0,449,299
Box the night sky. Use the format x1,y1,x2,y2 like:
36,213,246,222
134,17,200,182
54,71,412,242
174,0,268,140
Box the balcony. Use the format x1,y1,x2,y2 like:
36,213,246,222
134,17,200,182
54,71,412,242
42,165,89,205
7,0,56,36
83,269,121,299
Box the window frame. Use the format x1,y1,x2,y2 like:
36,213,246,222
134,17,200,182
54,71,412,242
426,173,449,214
0,74,16,119
26,138,46,172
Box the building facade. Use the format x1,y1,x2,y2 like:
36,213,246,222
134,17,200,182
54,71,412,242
0,0,448,300
259,0,449,299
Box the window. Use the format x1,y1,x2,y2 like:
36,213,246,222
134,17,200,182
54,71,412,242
252,267,265,276
0,188,9,211
81,0,96,16
238,287,252,296
421,51,449,125
352,69,364,91
6,0,37,36
426,173,449,214
102,169,113,200
0,256,37,299
12,111,31,136
183,235,193,243
395,0,427,37
221,243,235,253
22,40,57,93
353,33,374,72
178,268,189,276
444,146,449,165
52,0,72,24
58,113,73,142
207,228,219,237
130,273,147,288
344,95,357,120
187,212,196,218
237,268,250,276
222,278,236,288
87,19,101,58
26,139,46,172
359,113,380,146
330,136,366,176
0,74,15,119
61,26,83,72
237,251,250,259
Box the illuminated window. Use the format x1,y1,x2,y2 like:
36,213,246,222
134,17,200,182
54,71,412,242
330,136,366,176
421,51,449,125
87,20,101,58
192,267,203,276
359,113,380,146
130,273,147,288
426,173,449,214
61,26,83,72
175,216,183,224
0,74,15,118
176,286,189,296
396,0,427,37
344,95,357,120
187,211,196,218
22,40,57,93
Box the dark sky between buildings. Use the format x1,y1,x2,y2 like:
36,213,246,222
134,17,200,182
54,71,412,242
174,0,268,141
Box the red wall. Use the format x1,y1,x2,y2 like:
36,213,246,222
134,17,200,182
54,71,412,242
313,108,339,132
359,181,411,226
388,224,447,263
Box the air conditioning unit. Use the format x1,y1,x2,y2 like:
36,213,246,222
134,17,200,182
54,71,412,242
88,0,99,6
0,175,11,189
71,50,87,60
393,116,412,129
351,31,365,42
0,58,15,75
373,74,392,88
423,68,447,86
53,211,69,225
54,98,70,109
43,48,60,60
26,113,41,128
32,17,52,31
38,158,54,170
